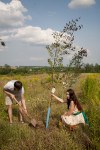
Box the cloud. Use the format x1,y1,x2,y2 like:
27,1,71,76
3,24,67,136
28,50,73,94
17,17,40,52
30,57,46,61
0,0,67,46
0,45,7,52
0,0,32,28
0,26,55,45
0,48,4,52
68,0,96,9
14,26,55,44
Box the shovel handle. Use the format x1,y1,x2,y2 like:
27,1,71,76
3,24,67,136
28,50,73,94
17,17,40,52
13,97,31,119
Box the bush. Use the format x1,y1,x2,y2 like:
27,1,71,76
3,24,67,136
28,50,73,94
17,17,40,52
81,74,100,148
81,75,98,103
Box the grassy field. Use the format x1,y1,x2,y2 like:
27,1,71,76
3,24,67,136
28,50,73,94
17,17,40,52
0,73,100,150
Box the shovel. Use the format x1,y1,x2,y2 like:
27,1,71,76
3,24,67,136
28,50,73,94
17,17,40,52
14,97,37,127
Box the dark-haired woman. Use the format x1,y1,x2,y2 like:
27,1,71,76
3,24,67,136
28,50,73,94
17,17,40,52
51,89,86,130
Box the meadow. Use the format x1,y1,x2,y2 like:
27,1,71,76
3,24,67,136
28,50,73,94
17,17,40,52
0,73,100,150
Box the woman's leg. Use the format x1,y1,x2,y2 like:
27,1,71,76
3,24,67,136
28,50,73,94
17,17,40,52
8,104,13,124
61,114,77,130
18,105,23,122
61,115,64,121
61,112,67,121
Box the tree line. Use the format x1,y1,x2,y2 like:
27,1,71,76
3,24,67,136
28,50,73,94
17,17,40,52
0,63,100,75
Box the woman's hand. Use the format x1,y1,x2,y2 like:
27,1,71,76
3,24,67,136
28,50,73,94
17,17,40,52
10,94,15,99
51,93,54,97
24,109,27,114
3,89,15,99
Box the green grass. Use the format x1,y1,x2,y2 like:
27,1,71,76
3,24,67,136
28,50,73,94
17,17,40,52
0,73,100,150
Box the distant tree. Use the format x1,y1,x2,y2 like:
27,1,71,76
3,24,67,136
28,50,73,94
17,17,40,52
0,64,11,75
83,63,100,73
84,63,90,72
84,63,94,73
94,63,100,73
4,64,11,68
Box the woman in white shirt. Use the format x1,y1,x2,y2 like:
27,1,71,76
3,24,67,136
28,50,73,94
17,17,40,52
51,89,86,130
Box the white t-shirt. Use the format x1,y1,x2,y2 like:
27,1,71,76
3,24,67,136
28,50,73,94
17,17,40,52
4,80,24,96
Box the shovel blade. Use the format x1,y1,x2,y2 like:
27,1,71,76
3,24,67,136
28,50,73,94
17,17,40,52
31,118,37,127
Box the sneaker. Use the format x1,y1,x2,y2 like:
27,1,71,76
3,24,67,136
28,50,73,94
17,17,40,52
20,121,24,124
10,123,13,126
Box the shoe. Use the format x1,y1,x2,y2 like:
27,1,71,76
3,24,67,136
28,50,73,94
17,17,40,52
20,121,24,124
10,123,13,126
69,125,76,131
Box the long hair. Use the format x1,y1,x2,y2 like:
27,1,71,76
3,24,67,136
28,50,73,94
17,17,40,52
67,89,83,111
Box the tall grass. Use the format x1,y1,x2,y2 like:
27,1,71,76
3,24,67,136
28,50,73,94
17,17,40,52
81,74,100,149
0,73,100,149
81,75,98,103
0,120,35,150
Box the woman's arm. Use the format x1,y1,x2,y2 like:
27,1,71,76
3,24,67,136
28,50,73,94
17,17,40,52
51,94,67,103
3,88,15,99
65,101,75,116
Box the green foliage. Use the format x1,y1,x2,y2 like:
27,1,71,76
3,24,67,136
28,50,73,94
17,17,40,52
0,74,100,149
46,76,52,83
46,32,72,68
81,75,98,102
81,74,100,148
63,18,83,33
46,18,84,69
0,120,35,150
0,64,100,76
46,18,85,85
70,48,87,73
83,63,100,73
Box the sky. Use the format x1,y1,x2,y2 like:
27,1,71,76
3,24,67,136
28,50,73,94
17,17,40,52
0,0,100,66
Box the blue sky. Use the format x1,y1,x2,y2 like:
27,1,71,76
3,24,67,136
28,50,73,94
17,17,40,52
0,0,100,66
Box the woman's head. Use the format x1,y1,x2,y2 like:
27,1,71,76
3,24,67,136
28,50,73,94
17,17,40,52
66,89,75,100
14,81,22,91
66,89,83,111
